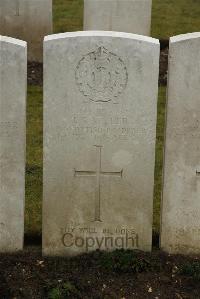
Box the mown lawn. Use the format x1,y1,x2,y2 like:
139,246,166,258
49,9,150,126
25,0,199,236
26,86,43,236
53,0,200,38
153,87,166,233
152,0,200,39
53,0,83,33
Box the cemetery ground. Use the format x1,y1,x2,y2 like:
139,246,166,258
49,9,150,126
1,248,200,298
1,0,200,298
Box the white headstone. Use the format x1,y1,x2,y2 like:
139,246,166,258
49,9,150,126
161,32,200,254
0,36,26,252
0,0,52,62
43,31,159,256
84,0,152,36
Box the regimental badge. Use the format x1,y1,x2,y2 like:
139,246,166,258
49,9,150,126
75,46,128,103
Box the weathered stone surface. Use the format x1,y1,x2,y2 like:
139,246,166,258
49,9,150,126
0,0,52,62
161,33,200,255
43,31,159,256
0,36,26,252
84,0,152,36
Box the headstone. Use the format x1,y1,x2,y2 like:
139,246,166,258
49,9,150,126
0,36,26,252
0,0,52,62
161,32,200,254
84,0,152,36
43,31,159,256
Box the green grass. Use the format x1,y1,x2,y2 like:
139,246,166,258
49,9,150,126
153,87,166,233
25,86,43,236
48,282,81,299
53,0,83,33
152,0,200,39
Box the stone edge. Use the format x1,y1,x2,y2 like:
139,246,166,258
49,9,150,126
44,31,159,45
170,32,200,44
0,35,27,48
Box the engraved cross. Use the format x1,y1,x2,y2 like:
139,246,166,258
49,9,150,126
74,145,123,222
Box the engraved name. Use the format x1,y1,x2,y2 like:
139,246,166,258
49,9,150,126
57,126,154,142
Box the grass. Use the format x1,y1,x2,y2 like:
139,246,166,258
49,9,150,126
152,0,200,39
53,0,83,33
25,86,43,236
153,87,166,233
48,282,81,299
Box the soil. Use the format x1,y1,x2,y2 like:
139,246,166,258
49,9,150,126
28,61,43,86
27,39,169,87
159,40,169,86
0,247,200,299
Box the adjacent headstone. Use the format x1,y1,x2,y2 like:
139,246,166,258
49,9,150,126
43,31,159,256
84,0,152,36
161,33,200,254
0,36,26,252
0,0,52,62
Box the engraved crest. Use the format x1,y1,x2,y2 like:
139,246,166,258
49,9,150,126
75,47,128,103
